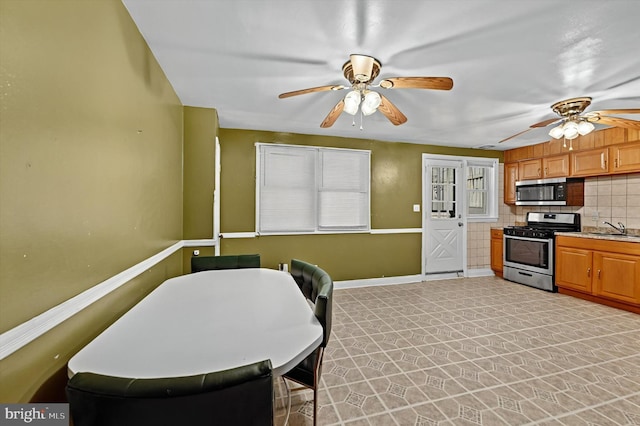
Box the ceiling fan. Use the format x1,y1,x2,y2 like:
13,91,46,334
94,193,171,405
499,97,640,143
278,54,453,128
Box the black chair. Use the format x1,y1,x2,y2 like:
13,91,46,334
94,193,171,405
66,360,273,426
191,254,260,273
283,259,333,426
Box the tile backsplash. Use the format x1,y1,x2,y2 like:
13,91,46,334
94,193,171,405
466,165,640,270
582,173,640,230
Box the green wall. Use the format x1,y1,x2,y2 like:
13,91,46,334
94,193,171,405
0,0,505,403
0,0,184,402
182,107,219,270
218,129,502,280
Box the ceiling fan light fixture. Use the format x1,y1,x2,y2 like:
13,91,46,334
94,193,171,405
563,121,579,140
361,91,381,116
577,120,595,136
343,90,361,115
549,124,565,139
349,54,375,83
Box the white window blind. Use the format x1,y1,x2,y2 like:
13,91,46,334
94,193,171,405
465,158,498,221
257,144,370,234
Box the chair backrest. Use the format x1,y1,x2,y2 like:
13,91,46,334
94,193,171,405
290,259,333,347
66,360,273,426
191,254,260,273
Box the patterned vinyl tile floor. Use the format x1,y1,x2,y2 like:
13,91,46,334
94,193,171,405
274,276,640,425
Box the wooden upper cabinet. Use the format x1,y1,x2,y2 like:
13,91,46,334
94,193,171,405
518,158,542,180
544,139,565,156
504,163,518,204
543,154,569,178
515,153,570,180
610,141,640,174
531,143,544,158
575,132,595,151
505,128,636,180
571,148,608,177
505,146,530,162
603,127,627,146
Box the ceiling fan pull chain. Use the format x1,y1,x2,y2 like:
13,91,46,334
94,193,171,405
360,109,364,130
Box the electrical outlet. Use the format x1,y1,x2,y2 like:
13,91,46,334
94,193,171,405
591,211,599,222
193,250,200,256
413,204,421,212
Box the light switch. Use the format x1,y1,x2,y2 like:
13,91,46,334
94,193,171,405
413,204,420,212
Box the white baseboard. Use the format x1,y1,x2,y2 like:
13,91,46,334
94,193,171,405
466,268,496,277
335,274,423,289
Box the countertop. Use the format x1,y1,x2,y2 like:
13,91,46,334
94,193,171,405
555,231,640,243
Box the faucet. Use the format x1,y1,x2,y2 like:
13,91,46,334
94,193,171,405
602,221,626,234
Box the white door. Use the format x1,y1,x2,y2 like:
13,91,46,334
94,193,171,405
423,157,465,275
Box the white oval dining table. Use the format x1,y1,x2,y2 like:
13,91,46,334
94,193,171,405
67,268,323,379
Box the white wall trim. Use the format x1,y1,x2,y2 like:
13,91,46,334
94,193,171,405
183,239,217,247
221,229,422,239
369,228,422,234
220,232,258,239
466,268,495,277
335,274,423,289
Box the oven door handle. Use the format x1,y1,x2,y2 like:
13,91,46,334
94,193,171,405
503,235,553,242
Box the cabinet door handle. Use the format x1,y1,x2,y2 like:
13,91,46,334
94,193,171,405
598,269,601,279
538,168,541,177
615,158,618,168
587,268,591,277
544,167,548,176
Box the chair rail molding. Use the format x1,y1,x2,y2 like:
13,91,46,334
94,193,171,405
0,239,216,360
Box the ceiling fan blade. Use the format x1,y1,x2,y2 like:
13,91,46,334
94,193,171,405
589,109,640,115
498,128,534,143
499,116,563,143
378,95,408,125
278,85,345,99
531,117,562,128
588,115,640,130
379,77,453,90
320,100,345,128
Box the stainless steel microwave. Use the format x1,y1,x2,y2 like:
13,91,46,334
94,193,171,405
515,177,583,206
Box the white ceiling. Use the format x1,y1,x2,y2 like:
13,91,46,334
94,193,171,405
121,0,640,151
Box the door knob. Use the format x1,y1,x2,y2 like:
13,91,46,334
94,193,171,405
458,222,464,227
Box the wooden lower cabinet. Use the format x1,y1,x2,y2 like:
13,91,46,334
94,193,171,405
555,236,640,313
490,229,503,277
555,246,593,293
594,251,640,305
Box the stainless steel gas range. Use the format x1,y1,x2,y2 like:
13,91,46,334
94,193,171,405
503,212,581,292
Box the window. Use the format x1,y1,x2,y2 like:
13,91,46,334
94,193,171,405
465,158,498,221
256,143,370,234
